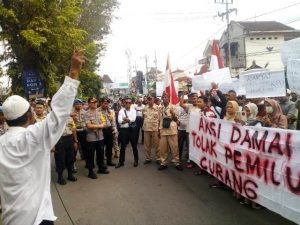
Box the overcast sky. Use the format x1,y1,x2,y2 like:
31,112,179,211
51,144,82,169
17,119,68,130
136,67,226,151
98,0,300,82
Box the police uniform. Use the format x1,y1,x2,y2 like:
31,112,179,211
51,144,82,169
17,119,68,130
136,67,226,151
159,104,180,168
99,107,116,165
84,107,108,177
72,107,87,160
143,103,160,162
54,116,77,184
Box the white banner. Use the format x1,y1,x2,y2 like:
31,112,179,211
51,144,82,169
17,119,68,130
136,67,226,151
189,114,300,224
192,76,210,92
202,67,232,84
281,38,300,66
243,70,286,98
287,59,300,95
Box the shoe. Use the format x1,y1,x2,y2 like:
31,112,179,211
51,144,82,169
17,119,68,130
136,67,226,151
107,162,116,166
144,160,152,164
158,165,168,171
67,174,78,182
133,161,138,167
88,171,98,179
186,162,194,169
175,165,184,171
115,163,124,168
57,177,66,185
97,169,110,174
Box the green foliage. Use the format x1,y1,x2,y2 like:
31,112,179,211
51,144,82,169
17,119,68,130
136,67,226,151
0,0,118,98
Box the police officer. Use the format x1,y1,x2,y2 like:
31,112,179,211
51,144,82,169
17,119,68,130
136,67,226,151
54,116,78,185
158,94,183,171
143,95,160,164
72,99,87,161
99,97,116,166
84,97,109,179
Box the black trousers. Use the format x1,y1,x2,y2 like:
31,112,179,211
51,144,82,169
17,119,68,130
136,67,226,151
54,135,74,174
119,128,139,163
103,127,113,163
86,140,106,171
178,130,188,160
76,130,87,160
39,220,54,225
135,116,144,143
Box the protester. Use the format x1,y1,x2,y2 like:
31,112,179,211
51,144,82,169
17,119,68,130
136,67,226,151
244,103,262,126
277,94,298,130
262,99,288,129
197,95,216,118
177,95,189,161
209,83,227,119
142,94,160,164
158,94,183,171
116,97,139,168
0,50,84,225
224,100,239,121
34,100,46,122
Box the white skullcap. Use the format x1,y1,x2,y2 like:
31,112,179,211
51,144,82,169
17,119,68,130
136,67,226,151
2,95,30,120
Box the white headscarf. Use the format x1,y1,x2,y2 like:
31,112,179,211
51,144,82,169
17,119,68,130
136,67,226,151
245,103,258,121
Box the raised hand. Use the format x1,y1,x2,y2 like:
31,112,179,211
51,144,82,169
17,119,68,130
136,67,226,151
69,49,86,80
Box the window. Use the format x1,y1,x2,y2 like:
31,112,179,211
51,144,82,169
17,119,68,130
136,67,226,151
230,42,239,57
268,37,272,40
262,37,266,40
274,37,278,40
256,38,260,40
250,37,254,40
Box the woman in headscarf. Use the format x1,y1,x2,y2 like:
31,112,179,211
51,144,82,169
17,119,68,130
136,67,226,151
262,99,287,129
224,100,239,121
244,103,262,127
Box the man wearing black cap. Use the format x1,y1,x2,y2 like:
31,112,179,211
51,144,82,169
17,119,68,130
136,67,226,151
84,97,109,179
99,97,116,166
0,50,85,225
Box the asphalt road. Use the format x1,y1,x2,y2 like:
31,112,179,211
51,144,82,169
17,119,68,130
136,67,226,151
50,143,297,225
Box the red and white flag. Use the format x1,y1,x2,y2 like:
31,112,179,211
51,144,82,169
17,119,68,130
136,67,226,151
209,40,224,71
163,55,178,105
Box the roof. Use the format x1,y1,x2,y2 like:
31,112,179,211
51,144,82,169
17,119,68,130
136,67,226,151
101,74,113,83
236,21,295,32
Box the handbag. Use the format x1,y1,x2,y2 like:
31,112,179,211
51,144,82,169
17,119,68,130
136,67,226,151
124,110,137,129
162,107,172,129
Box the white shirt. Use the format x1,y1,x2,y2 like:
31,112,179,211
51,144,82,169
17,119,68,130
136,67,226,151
135,104,145,117
186,104,201,132
118,108,136,128
0,76,79,225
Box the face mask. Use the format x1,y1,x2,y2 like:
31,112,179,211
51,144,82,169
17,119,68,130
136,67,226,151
266,106,273,114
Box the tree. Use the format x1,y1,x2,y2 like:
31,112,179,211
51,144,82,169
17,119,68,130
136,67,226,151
0,0,118,98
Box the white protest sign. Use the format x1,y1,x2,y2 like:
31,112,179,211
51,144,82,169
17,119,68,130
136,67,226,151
219,78,239,94
202,67,232,84
281,38,300,66
287,59,300,95
189,114,300,224
191,75,210,92
156,81,179,97
243,70,286,98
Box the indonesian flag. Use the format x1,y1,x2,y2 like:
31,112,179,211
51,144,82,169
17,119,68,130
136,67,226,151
209,40,224,71
163,55,178,105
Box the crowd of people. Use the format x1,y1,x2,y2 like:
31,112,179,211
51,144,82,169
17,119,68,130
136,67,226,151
1,65,299,223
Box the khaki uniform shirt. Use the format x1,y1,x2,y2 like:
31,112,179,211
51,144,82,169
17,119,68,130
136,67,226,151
84,109,104,142
159,104,178,136
62,116,76,136
73,109,86,131
143,104,160,132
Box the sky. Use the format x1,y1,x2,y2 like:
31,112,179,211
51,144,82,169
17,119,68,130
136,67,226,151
98,0,300,83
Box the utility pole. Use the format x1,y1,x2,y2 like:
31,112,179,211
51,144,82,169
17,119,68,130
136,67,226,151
142,55,149,94
214,0,237,69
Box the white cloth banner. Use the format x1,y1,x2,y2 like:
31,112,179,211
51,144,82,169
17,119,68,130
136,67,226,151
192,76,210,92
281,38,300,66
287,59,300,95
202,67,232,84
189,114,300,224
243,70,286,98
